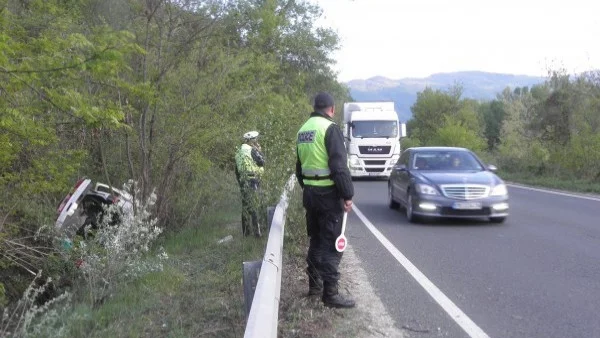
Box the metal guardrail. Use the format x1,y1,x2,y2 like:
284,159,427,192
243,175,296,338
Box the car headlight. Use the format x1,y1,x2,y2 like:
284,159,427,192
416,184,439,195
490,184,507,196
349,155,361,167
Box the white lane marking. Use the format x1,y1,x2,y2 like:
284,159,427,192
353,205,491,338
507,183,600,202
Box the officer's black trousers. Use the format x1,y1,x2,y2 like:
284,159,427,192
303,185,344,285
240,179,261,237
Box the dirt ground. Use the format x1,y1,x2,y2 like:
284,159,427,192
279,244,405,338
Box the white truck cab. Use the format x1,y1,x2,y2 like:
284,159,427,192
343,102,406,178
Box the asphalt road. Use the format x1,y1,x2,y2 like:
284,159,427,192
346,180,600,338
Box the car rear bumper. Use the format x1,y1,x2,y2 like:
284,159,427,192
411,194,509,218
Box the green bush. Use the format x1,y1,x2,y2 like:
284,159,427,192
430,118,486,152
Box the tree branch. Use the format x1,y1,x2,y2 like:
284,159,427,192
0,66,84,121
0,47,114,74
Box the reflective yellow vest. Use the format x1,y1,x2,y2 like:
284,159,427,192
235,144,264,180
297,116,335,187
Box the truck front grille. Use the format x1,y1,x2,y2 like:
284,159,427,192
358,146,391,155
364,160,387,165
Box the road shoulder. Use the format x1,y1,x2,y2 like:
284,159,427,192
507,181,600,200
279,243,404,337
338,245,405,337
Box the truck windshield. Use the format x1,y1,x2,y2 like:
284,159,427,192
352,121,397,138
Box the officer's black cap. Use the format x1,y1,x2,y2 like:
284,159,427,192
313,92,335,109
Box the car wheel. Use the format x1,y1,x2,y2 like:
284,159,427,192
489,217,506,224
388,183,399,209
406,194,418,223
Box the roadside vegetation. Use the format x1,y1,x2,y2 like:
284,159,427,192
0,0,350,336
403,71,600,194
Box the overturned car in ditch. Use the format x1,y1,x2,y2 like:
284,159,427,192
55,178,134,239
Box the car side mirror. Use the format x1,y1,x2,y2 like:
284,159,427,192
487,164,498,172
393,164,407,172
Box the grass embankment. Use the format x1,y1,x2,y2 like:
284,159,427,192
499,171,600,194
31,182,383,338
70,183,354,338
59,207,266,337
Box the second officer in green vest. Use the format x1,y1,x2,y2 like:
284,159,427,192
296,92,355,308
235,131,265,237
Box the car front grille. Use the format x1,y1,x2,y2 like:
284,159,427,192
440,207,491,216
440,184,490,200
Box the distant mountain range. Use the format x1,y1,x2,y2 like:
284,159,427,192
346,71,546,121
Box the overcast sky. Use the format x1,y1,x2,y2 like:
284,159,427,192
312,0,600,81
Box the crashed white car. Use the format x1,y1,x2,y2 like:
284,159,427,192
56,178,133,238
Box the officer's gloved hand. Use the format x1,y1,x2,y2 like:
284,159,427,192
343,200,353,213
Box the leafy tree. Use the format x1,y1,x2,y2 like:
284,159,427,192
431,117,486,152
1,0,351,311
409,85,485,149
410,86,461,143
479,100,506,150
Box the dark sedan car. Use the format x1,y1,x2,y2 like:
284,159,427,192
387,147,509,223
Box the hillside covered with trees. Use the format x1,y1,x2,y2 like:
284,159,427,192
404,70,600,188
347,71,546,122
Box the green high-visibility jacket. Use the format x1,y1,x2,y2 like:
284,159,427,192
296,116,335,187
236,144,264,180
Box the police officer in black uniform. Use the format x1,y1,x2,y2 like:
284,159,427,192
296,92,355,308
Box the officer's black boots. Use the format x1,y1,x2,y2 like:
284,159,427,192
307,268,323,296
308,277,323,296
322,282,355,308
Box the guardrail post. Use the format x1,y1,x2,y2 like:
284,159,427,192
242,260,262,320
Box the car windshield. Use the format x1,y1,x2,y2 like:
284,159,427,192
352,121,397,138
411,150,484,171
